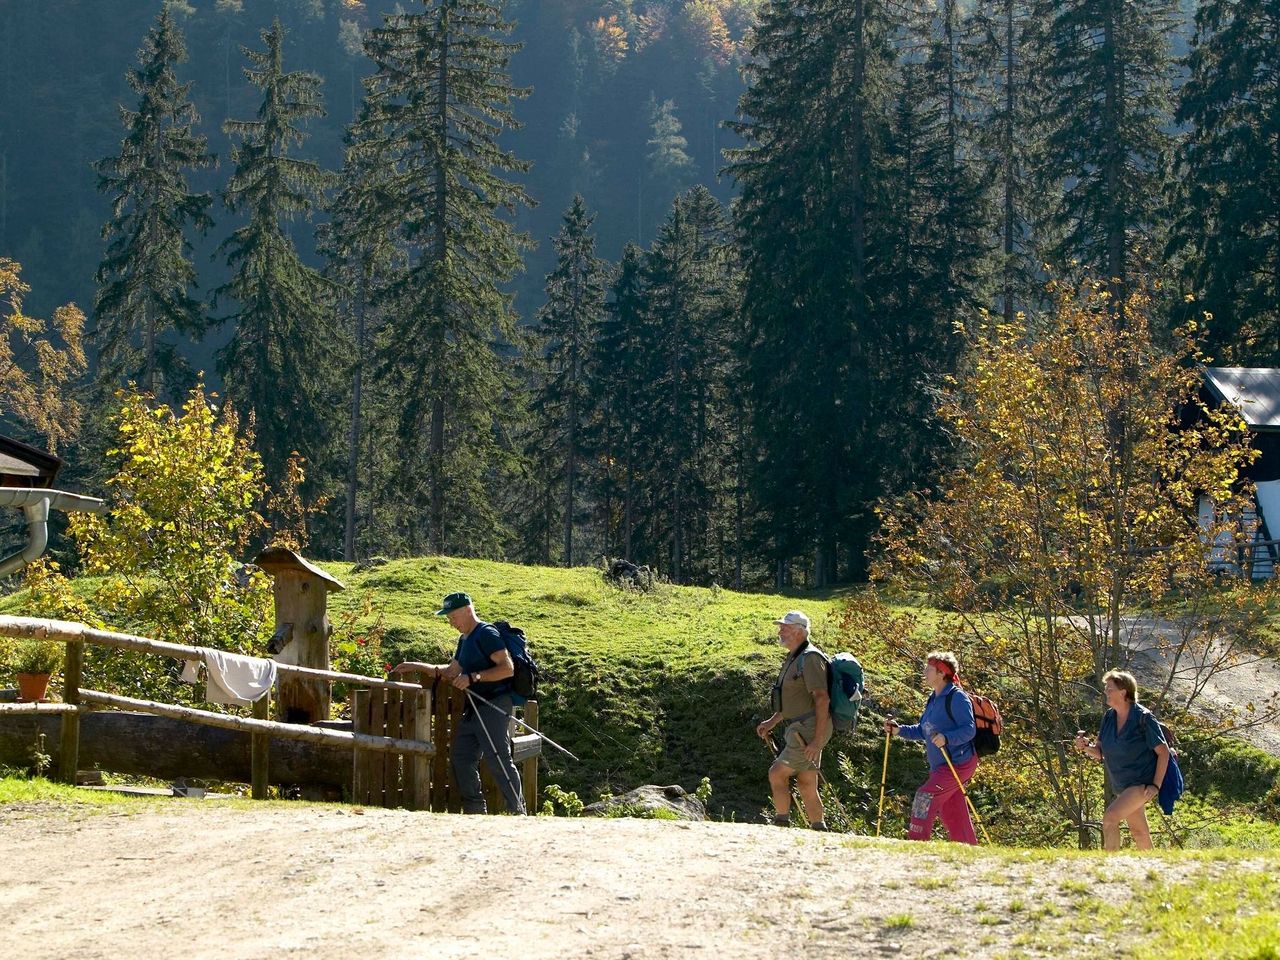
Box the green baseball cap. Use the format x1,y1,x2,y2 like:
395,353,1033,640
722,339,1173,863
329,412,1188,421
434,591,472,616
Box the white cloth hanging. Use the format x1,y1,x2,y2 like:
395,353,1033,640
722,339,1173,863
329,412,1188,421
203,649,277,706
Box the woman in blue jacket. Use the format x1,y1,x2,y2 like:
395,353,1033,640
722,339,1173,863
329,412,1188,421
884,651,979,844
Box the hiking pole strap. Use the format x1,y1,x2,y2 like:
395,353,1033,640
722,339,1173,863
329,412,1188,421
940,744,992,845
467,686,580,762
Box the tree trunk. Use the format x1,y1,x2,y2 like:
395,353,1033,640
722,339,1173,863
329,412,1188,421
344,276,366,562
428,7,451,556
1003,0,1016,325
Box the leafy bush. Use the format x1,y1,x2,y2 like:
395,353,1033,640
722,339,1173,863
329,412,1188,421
12,385,273,705
13,639,62,676
540,783,585,816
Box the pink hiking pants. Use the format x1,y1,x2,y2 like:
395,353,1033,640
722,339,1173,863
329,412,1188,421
908,754,979,845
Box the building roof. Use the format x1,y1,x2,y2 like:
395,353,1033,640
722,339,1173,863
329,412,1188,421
1203,367,1280,430
0,435,61,487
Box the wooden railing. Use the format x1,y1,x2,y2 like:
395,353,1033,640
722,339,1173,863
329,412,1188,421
0,615,432,803
0,614,543,812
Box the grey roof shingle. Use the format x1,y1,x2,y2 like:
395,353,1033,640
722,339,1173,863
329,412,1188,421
1203,367,1280,430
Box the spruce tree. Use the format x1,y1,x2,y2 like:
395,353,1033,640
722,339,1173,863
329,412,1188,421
640,186,737,583
528,195,607,565
93,5,214,397
643,96,694,242
728,0,898,585
1036,0,1177,286
964,0,1048,321
1171,0,1280,361
587,242,650,561
346,0,534,555
212,18,342,492
323,138,402,561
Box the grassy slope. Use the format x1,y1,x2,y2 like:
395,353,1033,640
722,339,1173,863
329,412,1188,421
325,555,882,819
4,555,1278,839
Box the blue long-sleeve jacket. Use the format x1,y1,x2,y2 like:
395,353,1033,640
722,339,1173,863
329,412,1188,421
897,683,977,769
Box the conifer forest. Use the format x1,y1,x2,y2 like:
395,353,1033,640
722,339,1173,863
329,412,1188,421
2,0,1278,587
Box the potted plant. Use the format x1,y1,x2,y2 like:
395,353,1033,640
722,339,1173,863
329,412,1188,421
14,639,63,703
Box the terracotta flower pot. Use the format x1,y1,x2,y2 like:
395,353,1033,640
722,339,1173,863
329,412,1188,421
16,672,51,703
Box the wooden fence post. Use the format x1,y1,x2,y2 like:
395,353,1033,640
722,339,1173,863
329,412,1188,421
251,693,270,800
411,687,432,810
57,638,82,784
522,700,539,814
352,688,369,805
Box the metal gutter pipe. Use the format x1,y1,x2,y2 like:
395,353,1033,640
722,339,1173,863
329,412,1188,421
0,487,107,577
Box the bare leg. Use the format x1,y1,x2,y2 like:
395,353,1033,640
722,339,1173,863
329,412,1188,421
796,769,824,824
1102,785,1150,850
769,761,796,817
1127,807,1153,849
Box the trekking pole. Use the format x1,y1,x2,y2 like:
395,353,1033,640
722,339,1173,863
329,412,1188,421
467,686,580,761
876,717,892,837
464,687,527,813
940,744,992,845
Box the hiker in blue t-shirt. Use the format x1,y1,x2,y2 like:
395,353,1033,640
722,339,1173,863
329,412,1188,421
391,592,526,814
1073,669,1169,850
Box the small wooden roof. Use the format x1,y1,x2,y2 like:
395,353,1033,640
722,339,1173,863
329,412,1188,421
0,435,61,487
253,546,345,592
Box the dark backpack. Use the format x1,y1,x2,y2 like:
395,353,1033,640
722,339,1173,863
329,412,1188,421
491,620,539,704
945,687,1004,756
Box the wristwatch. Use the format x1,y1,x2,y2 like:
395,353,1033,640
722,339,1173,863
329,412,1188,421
471,672,481,685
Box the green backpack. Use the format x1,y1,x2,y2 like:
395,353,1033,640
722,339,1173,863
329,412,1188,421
827,652,865,732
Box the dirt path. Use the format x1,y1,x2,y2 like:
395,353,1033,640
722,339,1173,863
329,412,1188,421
0,800,1266,960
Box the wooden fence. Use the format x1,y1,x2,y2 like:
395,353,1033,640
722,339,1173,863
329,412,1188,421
0,615,542,812
351,675,539,813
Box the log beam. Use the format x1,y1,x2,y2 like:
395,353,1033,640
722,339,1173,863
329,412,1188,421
0,615,418,691
78,690,433,756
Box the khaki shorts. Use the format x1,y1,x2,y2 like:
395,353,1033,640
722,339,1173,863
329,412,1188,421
776,718,832,773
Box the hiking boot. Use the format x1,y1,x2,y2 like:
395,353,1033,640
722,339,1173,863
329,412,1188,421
809,821,830,832
769,813,790,827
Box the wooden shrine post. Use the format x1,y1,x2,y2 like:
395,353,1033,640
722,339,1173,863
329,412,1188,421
254,547,345,725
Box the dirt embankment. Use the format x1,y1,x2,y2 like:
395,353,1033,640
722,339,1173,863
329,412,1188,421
0,802,1262,960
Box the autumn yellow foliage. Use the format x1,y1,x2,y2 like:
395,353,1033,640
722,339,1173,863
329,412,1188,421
875,273,1262,844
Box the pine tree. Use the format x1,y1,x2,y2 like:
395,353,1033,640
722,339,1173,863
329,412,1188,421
587,242,650,561
93,5,215,397
728,0,899,585
528,195,607,565
1036,0,1177,287
640,186,737,583
212,18,342,493
1171,0,1280,361
346,0,534,555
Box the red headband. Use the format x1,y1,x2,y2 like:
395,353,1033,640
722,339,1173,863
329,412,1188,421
928,657,957,681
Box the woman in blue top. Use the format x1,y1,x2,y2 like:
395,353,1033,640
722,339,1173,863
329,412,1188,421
1073,670,1170,850
884,651,979,844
